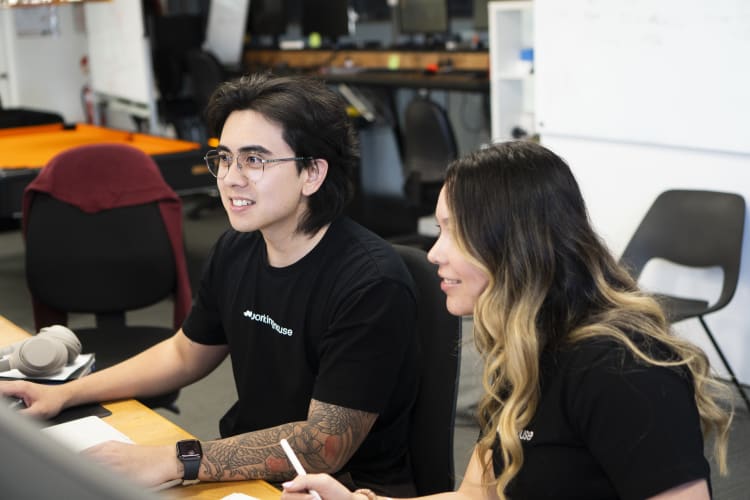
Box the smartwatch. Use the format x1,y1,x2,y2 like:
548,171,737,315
176,439,202,484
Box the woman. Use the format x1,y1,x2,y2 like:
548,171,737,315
281,141,732,500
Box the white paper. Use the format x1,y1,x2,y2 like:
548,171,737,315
0,353,94,381
41,415,133,452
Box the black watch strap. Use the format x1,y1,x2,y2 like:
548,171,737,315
176,439,202,481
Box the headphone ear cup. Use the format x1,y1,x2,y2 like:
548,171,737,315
10,337,69,377
38,325,82,363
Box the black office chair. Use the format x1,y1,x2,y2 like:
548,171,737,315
401,92,458,218
353,124,421,239
393,244,461,494
185,48,227,119
23,144,194,413
619,189,749,411
360,93,457,250
0,107,64,129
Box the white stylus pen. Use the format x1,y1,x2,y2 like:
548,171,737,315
280,438,323,500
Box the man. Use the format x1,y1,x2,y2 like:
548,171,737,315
0,73,419,496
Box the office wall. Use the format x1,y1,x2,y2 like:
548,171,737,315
534,0,750,384
0,6,87,122
543,136,750,385
536,0,750,154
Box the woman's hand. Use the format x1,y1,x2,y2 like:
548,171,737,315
281,473,357,500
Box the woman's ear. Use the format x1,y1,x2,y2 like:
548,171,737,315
302,159,328,196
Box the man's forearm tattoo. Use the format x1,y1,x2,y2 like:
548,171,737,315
200,400,377,483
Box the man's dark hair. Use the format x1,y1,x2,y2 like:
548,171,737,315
205,72,359,235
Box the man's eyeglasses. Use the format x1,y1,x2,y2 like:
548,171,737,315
203,149,313,182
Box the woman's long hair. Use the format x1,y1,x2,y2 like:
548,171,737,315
444,141,732,499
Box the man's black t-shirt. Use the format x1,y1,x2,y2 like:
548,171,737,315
493,338,709,499
182,217,419,487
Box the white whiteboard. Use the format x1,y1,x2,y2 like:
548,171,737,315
84,0,153,107
204,0,250,66
534,0,750,154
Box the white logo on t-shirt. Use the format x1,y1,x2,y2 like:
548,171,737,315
243,310,293,336
519,429,534,442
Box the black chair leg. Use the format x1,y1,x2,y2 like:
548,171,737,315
700,316,750,412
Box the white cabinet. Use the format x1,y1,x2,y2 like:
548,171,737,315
488,0,534,142
0,9,17,106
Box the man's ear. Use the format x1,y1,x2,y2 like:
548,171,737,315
302,159,328,196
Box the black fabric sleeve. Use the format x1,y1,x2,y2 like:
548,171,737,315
567,351,709,500
312,279,417,414
181,233,228,345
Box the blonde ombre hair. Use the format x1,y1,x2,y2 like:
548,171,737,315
444,141,732,499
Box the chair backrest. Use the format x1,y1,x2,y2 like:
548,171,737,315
619,189,746,314
402,95,458,217
352,124,420,238
393,244,461,495
23,143,192,331
402,94,458,185
26,194,176,314
185,48,227,114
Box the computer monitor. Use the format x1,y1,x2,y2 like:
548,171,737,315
398,0,449,35
301,0,349,45
473,0,488,30
247,0,288,40
351,0,391,22
449,0,472,17
0,403,161,500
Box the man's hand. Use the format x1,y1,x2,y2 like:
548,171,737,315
0,380,67,419
82,441,179,488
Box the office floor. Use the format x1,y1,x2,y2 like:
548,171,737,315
1,201,748,495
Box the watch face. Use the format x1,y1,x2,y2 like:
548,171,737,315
177,440,202,458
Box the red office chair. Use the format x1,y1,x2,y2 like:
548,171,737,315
22,143,192,412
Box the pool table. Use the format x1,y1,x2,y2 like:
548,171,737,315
0,122,214,219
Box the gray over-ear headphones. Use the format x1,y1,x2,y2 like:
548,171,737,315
0,325,82,377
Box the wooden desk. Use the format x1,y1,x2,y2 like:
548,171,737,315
243,48,490,93
243,48,489,73
0,316,280,500
319,69,489,93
